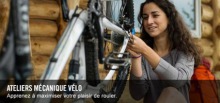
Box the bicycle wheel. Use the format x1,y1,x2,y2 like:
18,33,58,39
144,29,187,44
0,0,13,90
85,0,134,103
12,0,32,81
0,0,31,90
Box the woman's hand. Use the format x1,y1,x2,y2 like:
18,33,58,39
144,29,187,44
126,48,141,57
126,35,143,77
127,34,160,69
127,35,147,54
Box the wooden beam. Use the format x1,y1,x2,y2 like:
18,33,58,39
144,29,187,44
67,0,80,10
30,19,58,37
32,54,68,80
202,21,212,38
32,54,50,79
31,37,57,55
202,4,214,22
194,38,214,56
79,0,88,9
202,0,211,4
30,0,60,20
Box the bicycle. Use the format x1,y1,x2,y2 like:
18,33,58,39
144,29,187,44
0,0,32,101
33,0,134,103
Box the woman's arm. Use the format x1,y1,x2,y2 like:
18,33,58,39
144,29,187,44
129,51,143,77
141,46,194,87
153,52,194,80
127,35,194,88
127,35,161,69
153,52,194,88
129,57,150,100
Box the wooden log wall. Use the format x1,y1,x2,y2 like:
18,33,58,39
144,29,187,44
196,0,215,73
199,0,220,79
30,0,67,80
30,0,88,80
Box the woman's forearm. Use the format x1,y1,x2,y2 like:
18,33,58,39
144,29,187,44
130,57,142,77
142,45,160,69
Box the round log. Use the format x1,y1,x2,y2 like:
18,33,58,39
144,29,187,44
194,38,214,56
202,0,211,4
79,0,88,9
30,19,58,37
0,0,10,49
194,38,214,46
202,4,214,22
216,25,220,37
32,54,50,79
31,37,57,55
201,45,214,57
67,0,80,10
30,0,60,20
32,54,68,80
202,21,212,38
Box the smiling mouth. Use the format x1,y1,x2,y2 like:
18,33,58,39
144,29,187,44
148,27,156,31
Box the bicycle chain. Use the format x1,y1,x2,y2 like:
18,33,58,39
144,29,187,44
87,0,102,38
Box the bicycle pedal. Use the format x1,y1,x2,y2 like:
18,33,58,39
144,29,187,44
104,52,130,70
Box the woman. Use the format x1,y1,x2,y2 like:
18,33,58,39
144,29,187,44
127,0,200,103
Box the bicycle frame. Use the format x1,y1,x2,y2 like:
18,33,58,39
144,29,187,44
41,9,130,80
34,7,130,103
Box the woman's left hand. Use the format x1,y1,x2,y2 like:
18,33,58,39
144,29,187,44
127,35,148,54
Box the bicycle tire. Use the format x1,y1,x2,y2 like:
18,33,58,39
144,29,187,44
12,0,32,81
84,36,100,86
0,0,30,90
85,0,134,103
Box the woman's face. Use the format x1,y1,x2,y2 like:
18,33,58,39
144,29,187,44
142,2,169,37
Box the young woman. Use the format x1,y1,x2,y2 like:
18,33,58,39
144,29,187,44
127,0,200,103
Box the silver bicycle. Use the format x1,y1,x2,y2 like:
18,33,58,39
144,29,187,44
34,0,134,103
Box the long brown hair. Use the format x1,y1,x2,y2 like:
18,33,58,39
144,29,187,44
138,0,200,67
